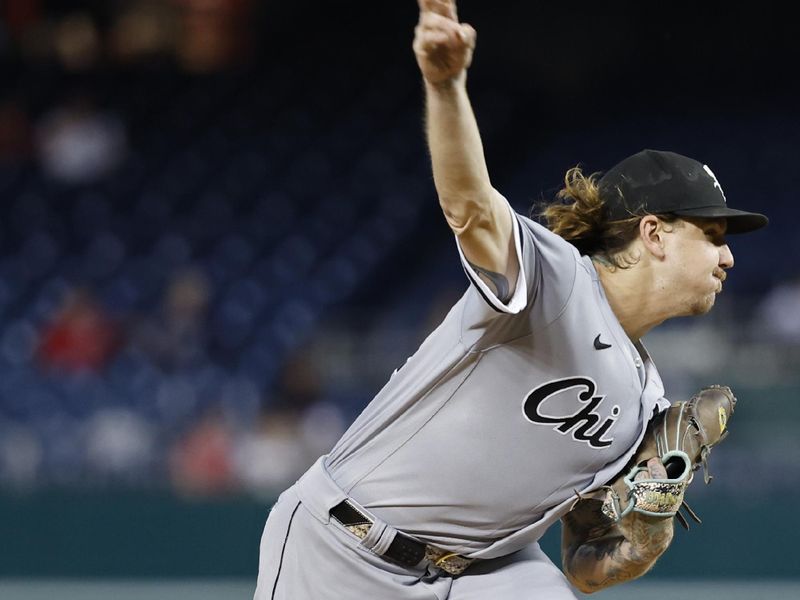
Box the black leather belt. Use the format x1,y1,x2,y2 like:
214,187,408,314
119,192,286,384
329,499,472,576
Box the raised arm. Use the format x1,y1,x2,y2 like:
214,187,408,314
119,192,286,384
413,0,518,302
561,458,675,593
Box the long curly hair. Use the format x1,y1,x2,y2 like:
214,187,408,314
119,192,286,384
536,166,679,268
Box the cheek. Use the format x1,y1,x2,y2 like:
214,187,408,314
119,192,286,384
674,246,716,285
701,247,721,271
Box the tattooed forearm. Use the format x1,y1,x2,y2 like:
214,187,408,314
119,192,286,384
562,499,674,593
467,260,511,302
572,529,670,590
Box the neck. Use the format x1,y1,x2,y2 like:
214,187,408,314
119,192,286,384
592,257,672,341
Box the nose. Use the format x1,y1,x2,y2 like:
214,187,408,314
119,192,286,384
719,244,734,269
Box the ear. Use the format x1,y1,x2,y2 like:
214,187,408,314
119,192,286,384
639,215,667,259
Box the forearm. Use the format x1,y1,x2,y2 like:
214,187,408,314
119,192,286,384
415,0,514,282
563,523,673,593
424,77,495,231
561,500,674,594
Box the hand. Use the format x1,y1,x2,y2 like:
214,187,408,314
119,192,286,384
413,0,476,85
615,458,675,560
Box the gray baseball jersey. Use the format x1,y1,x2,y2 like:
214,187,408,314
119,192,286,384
324,199,670,559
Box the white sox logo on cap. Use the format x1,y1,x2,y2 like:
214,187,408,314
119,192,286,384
703,164,727,203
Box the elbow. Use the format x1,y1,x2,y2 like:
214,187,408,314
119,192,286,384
578,586,603,595
562,557,599,594
562,550,648,595
439,189,496,235
565,570,628,595
563,567,604,595
565,574,595,595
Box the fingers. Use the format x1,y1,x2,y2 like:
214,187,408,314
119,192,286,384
633,457,669,481
413,29,454,56
415,13,472,53
647,457,668,479
460,23,476,49
418,0,457,20
413,0,474,82
418,11,461,35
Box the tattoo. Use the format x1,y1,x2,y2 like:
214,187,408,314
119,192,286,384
584,522,672,590
565,498,613,532
467,261,511,302
588,536,624,562
591,254,616,269
562,498,674,592
562,500,612,564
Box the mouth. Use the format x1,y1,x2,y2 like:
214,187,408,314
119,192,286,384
713,269,726,293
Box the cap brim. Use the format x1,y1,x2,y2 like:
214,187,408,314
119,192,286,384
672,206,769,234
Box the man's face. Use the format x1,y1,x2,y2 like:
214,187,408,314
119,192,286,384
663,217,734,316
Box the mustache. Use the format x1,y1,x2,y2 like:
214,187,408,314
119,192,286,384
713,268,727,282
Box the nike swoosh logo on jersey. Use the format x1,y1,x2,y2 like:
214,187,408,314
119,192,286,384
593,334,612,350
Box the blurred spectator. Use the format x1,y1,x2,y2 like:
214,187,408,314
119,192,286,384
4,0,254,71
84,407,156,484
131,267,211,371
753,276,800,344
174,0,254,72
297,399,347,461
34,92,128,184
169,405,236,495
233,406,307,497
109,1,179,64
0,98,33,162
233,348,346,496
1,0,46,61
2,0,43,40
276,347,323,413
51,11,102,71
37,286,123,373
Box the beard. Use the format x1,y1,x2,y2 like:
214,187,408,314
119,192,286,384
688,292,717,316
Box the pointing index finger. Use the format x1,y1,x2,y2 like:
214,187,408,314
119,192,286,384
417,0,458,20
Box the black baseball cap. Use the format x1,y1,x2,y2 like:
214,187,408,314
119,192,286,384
598,149,768,234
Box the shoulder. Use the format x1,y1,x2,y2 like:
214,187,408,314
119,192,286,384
516,211,583,262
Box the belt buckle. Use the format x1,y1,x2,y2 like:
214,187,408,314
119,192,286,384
333,500,473,575
428,549,472,576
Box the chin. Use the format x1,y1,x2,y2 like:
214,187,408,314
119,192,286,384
689,295,717,315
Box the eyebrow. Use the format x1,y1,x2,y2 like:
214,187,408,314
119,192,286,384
699,219,727,235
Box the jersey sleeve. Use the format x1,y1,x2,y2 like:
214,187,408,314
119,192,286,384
455,195,579,321
456,197,528,315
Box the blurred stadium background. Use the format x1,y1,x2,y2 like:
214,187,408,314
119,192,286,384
1,1,798,598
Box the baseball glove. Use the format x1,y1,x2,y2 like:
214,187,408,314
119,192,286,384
600,384,737,530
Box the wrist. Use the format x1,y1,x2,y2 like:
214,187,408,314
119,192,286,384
424,71,467,93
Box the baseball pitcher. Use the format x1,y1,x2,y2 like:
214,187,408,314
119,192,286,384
254,1,767,598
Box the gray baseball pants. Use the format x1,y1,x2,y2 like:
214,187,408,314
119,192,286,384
254,458,577,599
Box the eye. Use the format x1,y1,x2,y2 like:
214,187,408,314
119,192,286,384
704,229,726,246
